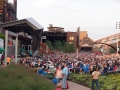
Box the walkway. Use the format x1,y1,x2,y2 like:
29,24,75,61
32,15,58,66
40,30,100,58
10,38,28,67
68,81,90,90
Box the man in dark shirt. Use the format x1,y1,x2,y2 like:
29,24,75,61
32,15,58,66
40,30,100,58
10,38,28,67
61,61,65,70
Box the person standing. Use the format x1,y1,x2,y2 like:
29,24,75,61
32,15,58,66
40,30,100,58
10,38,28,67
7,55,11,65
61,62,65,70
29,50,33,58
62,63,69,90
91,67,100,90
55,66,62,84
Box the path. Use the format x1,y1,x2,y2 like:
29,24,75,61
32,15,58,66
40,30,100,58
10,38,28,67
68,81,90,90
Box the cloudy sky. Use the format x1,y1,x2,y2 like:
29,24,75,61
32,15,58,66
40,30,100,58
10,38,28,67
8,0,120,41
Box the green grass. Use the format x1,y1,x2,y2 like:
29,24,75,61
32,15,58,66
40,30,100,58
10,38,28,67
0,64,55,90
69,73,120,90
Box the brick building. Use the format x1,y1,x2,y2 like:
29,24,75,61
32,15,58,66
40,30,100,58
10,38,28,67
66,32,78,48
42,24,78,51
79,31,88,46
42,24,93,51
42,25,93,52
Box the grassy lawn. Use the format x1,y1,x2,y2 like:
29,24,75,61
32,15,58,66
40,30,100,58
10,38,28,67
68,73,120,90
0,64,55,90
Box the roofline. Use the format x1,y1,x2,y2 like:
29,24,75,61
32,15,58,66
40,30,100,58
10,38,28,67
0,18,44,30
47,27,64,29
43,31,67,33
95,33,120,42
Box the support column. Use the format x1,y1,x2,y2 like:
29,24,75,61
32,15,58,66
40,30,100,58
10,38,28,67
76,48,78,58
5,30,8,67
46,46,48,54
117,33,119,54
0,27,3,33
15,36,18,64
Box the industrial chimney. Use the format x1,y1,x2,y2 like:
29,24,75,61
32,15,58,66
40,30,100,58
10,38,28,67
14,0,17,19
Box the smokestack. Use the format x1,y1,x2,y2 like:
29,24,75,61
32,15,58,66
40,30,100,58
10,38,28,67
14,0,17,11
3,0,7,22
14,0,17,19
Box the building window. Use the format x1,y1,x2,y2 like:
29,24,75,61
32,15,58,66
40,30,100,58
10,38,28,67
69,36,74,40
69,42,74,44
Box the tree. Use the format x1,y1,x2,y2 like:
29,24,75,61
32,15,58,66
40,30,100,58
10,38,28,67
68,43,75,53
62,42,75,53
109,47,116,54
62,41,68,53
44,40,75,53
53,40,63,51
44,40,53,50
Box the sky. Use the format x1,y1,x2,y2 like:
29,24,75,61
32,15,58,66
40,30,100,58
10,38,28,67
8,0,120,41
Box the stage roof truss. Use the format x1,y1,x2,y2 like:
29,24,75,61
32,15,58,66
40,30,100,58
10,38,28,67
0,18,43,30
0,18,44,56
0,18,43,40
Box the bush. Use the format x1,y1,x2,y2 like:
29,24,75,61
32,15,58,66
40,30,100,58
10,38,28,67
68,73,120,90
0,64,55,90
109,47,116,53
0,33,5,39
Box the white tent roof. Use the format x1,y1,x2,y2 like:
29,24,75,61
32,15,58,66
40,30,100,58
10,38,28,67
81,44,91,47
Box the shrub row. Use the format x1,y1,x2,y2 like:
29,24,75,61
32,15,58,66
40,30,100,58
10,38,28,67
68,73,120,90
0,64,55,90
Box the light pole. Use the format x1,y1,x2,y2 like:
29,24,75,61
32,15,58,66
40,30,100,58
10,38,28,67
116,22,120,54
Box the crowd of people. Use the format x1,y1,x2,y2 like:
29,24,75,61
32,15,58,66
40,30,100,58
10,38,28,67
19,57,69,90
1,50,120,89
42,52,120,75
17,52,120,90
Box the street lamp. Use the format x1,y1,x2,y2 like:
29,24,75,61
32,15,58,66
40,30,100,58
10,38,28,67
116,22,120,54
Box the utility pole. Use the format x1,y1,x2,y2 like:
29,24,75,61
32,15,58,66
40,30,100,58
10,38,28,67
116,22,120,54
77,27,80,57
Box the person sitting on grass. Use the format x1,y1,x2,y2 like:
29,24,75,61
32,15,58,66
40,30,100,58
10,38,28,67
67,63,73,73
34,60,42,73
102,64,108,75
38,66,48,76
73,63,77,73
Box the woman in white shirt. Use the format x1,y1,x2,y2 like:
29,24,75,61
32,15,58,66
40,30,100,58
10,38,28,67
55,66,62,84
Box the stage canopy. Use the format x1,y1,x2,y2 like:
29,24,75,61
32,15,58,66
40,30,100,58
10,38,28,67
0,18,44,53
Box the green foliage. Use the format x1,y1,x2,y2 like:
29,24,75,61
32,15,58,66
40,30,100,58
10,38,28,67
44,40,75,53
69,73,120,90
44,40,53,50
62,42,75,53
67,43,75,53
1,72,9,77
0,33,5,39
53,40,63,51
0,64,55,90
62,41,69,53
109,47,116,53
17,74,24,79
